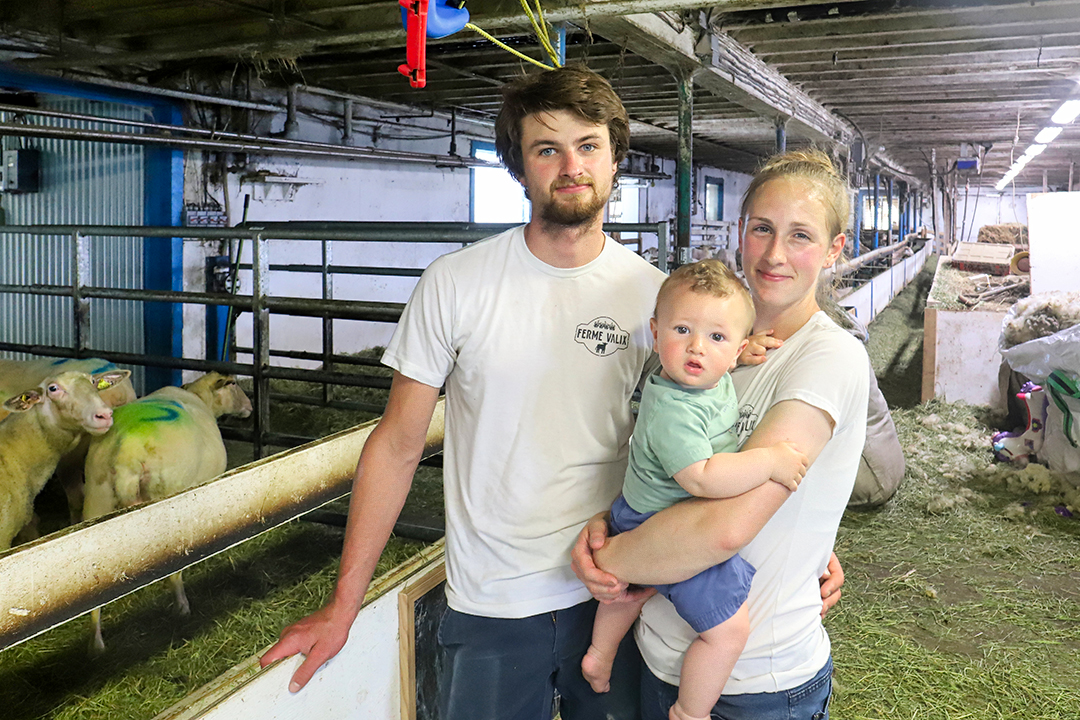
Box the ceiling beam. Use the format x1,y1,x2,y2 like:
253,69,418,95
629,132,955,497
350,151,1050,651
588,14,849,146
12,0,862,69
726,0,1080,44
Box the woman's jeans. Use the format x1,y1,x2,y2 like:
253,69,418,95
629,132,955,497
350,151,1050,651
640,656,833,720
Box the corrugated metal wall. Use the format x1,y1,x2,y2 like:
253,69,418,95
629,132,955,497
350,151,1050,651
0,96,146,390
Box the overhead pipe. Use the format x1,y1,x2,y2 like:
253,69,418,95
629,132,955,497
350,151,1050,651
0,121,490,167
0,101,414,157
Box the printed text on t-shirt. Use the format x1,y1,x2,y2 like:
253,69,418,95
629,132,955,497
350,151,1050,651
575,316,630,357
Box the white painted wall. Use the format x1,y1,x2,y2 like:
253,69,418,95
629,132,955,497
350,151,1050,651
180,90,489,371
179,93,754,371
956,188,1029,244
1028,191,1080,295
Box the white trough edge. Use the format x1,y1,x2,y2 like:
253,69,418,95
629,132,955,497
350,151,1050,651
153,541,447,720
0,399,445,649
838,244,931,326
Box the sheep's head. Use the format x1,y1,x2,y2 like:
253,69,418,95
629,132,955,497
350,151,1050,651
184,372,252,419
2,369,130,434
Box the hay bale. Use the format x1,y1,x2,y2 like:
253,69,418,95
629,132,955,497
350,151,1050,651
977,223,1028,246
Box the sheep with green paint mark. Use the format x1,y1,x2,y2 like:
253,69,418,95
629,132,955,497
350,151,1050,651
82,371,251,654
0,369,131,551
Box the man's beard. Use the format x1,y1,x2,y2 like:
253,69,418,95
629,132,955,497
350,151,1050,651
538,180,609,226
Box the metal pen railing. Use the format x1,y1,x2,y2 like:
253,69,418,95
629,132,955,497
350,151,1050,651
0,221,669,457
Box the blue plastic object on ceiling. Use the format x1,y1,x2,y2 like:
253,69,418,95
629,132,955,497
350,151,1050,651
400,0,470,39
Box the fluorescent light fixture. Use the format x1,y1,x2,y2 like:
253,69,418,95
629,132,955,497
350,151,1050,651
995,177,1011,191
1014,155,1031,168
1051,99,1080,125
1022,143,1047,159
1034,126,1063,144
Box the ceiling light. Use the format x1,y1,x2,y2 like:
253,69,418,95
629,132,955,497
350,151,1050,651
1022,143,1047,159
1050,99,1080,124
1034,126,1063,144
995,177,1011,191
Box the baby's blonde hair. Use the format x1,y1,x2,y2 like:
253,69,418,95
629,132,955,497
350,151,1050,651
740,149,849,240
655,259,755,337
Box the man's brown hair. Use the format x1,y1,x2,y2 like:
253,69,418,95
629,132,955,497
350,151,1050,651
494,64,630,181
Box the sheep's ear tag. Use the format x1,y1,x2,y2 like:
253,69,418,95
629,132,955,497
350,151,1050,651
97,379,111,390
20,393,34,404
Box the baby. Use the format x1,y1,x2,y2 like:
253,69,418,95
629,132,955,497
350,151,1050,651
582,259,809,720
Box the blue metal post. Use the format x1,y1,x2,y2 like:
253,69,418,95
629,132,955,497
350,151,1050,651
852,189,864,258
555,23,567,66
143,104,184,390
873,173,880,250
886,177,894,246
775,118,787,153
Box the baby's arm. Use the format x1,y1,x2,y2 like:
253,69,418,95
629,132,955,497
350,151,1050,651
673,441,808,498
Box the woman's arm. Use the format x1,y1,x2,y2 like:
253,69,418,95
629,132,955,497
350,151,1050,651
593,398,835,586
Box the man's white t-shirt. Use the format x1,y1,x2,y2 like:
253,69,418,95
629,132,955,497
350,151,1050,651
383,226,666,618
636,311,870,694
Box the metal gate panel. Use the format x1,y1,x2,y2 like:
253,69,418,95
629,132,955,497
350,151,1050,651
0,97,146,390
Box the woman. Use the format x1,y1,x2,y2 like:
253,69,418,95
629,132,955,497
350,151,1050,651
573,149,869,719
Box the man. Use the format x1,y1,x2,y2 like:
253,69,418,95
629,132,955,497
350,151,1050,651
261,64,666,719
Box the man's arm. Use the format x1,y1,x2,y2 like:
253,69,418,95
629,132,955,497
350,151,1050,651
259,372,441,691
593,398,835,586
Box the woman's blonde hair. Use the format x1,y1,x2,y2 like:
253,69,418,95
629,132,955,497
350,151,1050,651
740,149,849,240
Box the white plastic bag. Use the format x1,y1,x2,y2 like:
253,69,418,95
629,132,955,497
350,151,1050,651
1000,322,1080,382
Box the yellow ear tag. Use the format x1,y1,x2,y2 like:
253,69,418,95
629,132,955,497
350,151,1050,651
97,379,111,390
20,394,33,403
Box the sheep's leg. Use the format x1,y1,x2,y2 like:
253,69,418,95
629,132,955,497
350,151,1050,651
89,607,106,656
170,571,190,615
13,513,41,545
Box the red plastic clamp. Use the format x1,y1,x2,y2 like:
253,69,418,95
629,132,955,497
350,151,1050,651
398,0,429,89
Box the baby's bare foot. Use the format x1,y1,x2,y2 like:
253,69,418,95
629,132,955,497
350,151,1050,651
581,645,613,693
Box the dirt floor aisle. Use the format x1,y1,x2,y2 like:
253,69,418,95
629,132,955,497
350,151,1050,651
829,257,1080,719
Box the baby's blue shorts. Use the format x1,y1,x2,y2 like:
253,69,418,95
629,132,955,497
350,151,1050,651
609,494,756,633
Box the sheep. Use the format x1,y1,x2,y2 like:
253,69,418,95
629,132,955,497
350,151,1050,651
82,371,252,653
0,357,138,524
0,368,130,551
0,357,136,422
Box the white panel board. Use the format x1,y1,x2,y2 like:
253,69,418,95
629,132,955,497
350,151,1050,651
178,590,402,720
926,309,1007,410
1028,191,1080,295
156,543,446,720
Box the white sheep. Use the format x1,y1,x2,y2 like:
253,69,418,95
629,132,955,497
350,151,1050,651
0,357,136,421
0,357,138,523
0,368,131,551
82,371,252,653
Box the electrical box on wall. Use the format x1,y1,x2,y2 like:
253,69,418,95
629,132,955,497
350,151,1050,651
1,149,41,193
